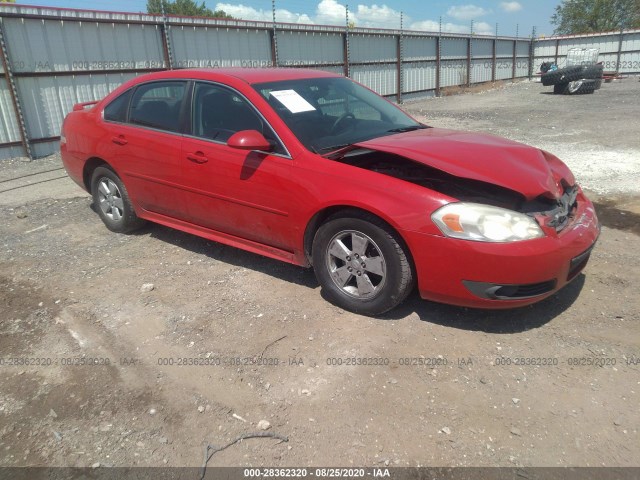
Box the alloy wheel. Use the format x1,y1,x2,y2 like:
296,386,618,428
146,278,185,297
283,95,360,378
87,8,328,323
325,230,387,299
97,177,125,222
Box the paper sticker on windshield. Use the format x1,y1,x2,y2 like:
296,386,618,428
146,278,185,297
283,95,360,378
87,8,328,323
270,90,316,114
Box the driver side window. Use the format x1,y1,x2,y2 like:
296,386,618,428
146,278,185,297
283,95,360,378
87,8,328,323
192,83,286,155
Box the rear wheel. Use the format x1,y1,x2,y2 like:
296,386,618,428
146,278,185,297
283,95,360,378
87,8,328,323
91,166,145,233
312,212,414,316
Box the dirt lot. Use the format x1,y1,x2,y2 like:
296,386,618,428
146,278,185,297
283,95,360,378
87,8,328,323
0,78,639,473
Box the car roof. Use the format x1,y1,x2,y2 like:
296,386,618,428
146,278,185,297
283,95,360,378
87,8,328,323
139,68,342,85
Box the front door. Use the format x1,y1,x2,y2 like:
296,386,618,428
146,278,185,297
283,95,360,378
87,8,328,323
180,82,295,252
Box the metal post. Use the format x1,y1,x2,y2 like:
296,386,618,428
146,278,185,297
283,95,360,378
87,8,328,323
615,3,626,74
554,38,560,65
271,0,279,67
159,25,172,69
343,4,350,77
492,23,497,82
512,24,518,80
467,20,473,87
435,17,441,97
396,11,403,103
529,26,536,80
0,19,31,160
160,2,174,69
615,26,624,74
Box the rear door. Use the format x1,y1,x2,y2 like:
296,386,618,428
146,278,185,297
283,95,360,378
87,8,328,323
180,81,295,251
103,80,189,219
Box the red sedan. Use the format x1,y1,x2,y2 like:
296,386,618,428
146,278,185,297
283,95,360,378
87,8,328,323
61,68,599,315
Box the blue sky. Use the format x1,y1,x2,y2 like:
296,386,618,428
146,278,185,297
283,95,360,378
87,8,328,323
11,0,562,36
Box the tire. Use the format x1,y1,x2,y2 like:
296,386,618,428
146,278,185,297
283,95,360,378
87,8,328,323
312,212,414,316
562,79,597,95
541,66,585,86
581,64,603,80
594,78,603,90
91,166,146,233
553,83,568,94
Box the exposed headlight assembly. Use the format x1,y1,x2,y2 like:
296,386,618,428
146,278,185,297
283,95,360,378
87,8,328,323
432,203,544,242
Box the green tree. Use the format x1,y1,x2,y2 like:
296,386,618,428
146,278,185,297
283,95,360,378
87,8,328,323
551,0,640,35
146,0,233,18
0,0,18,3
211,9,233,18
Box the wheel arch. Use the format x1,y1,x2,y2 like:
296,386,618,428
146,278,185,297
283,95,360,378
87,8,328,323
302,205,416,272
83,157,111,191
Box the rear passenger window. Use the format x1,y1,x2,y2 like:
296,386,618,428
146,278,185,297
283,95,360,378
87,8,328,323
129,81,187,133
104,89,132,123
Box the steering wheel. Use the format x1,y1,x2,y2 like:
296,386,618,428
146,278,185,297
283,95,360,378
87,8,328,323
330,113,356,134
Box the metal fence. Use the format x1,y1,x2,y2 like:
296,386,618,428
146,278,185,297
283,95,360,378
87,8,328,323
0,3,638,160
534,29,640,74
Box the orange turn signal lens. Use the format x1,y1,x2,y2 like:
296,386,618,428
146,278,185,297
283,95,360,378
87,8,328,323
442,213,464,232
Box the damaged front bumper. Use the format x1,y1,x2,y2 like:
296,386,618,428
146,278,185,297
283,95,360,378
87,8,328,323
402,189,600,309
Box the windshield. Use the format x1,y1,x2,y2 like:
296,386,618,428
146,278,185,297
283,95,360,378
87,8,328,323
253,77,424,154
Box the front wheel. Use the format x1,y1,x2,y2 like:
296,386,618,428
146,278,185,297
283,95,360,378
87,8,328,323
312,213,415,316
91,166,145,233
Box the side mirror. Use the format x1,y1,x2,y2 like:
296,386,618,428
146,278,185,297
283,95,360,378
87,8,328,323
227,130,273,152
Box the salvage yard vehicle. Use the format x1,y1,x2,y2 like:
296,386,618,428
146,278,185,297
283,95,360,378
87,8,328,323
61,68,600,315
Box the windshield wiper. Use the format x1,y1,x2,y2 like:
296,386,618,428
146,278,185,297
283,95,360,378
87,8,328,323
386,125,428,133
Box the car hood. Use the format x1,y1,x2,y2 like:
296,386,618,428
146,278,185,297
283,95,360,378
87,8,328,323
355,128,574,201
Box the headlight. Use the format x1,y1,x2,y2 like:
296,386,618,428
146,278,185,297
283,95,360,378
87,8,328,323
432,203,544,242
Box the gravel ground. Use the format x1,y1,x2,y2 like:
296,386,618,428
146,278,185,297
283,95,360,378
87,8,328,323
0,79,638,473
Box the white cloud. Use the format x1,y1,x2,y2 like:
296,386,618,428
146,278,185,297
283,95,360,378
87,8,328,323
500,1,523,13
356,3,403,28
315,1,405,29
409,19,494,35
215,3,312,23
314,0,349,25
219,0,403,29
446,4,488,21
473,21,494,35
215,1,494,34
410,20,465,34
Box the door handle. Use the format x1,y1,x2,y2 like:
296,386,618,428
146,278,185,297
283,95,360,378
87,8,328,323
186,152,208,164
111,135,127,146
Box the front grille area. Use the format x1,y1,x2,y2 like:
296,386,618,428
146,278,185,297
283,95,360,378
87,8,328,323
546,185,579,232
520,185,579,233
464,279,557,300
